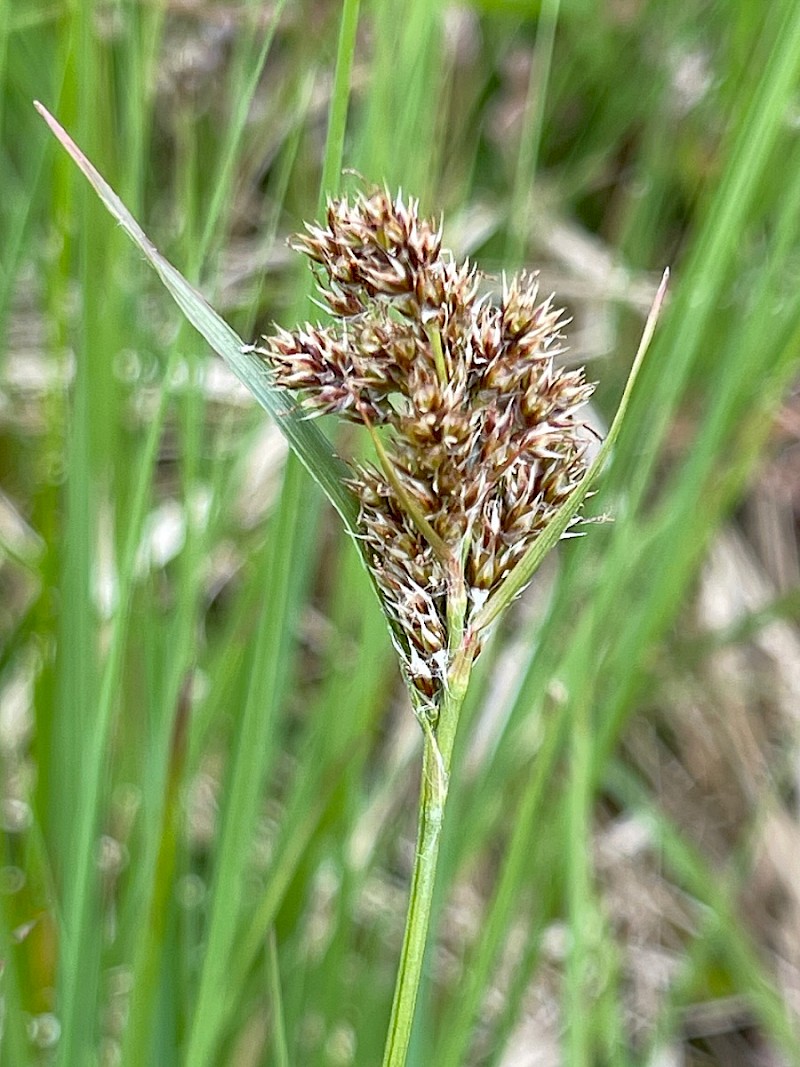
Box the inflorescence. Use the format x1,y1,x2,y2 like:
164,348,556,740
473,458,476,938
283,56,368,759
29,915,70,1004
255,190,594,703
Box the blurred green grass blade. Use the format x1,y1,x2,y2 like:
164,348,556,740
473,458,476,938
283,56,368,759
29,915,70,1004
219,550,391,1039
56,349,177,1067
564,645,596,1067
273,540,392,1037
267,928,290,1067
33,102,360,539
436,613,583,1067
505,0,560,268
239,67,318,338
118,0,164,212
120,667,190,1063
197,0,289,261
355,0,445,196
611,0,800,503
0,839,33,1067
184,454,315,1067
53,25,102,1049
232,765,332,994
594,210,800,768
320,0,361,201
187,7,362,1051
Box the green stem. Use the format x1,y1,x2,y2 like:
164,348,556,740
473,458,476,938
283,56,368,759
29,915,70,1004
363,414,450,563
381,734,448,1067
429,325,448,386
382,636,475,1067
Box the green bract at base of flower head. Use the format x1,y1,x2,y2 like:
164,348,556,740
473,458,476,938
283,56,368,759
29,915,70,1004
255,189,595,702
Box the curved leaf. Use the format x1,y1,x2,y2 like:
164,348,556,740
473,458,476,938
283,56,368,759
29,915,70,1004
34,101,361,539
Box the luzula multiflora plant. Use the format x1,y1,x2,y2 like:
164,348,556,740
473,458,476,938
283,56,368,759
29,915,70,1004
37,104,666,1067
255,189,596,1067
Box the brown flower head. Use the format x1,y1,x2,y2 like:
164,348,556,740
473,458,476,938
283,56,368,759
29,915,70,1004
256,189,594,703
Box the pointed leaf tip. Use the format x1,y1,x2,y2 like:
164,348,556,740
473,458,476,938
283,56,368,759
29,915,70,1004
33,100,363,539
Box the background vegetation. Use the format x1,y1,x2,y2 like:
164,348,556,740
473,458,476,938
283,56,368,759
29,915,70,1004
3,1,800,1064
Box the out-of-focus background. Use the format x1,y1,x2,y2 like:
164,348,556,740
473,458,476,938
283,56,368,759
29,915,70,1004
3,2,800,1065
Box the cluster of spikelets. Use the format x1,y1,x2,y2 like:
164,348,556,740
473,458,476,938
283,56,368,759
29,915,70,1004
255,190,594,703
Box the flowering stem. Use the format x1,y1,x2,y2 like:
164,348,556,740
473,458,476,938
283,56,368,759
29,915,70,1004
381,730,448,1067
382,633,475,1067
362,412,451,563
428,325,448,385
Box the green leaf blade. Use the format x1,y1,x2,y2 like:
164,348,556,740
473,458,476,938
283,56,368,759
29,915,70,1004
33,100,360,540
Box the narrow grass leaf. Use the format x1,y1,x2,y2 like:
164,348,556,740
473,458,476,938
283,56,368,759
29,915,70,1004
184,456,314,1067
267,928,291,1067
33,102,360,539
319,0,361,202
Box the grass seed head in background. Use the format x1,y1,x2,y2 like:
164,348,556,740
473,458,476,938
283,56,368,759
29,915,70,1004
256,189,595,706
